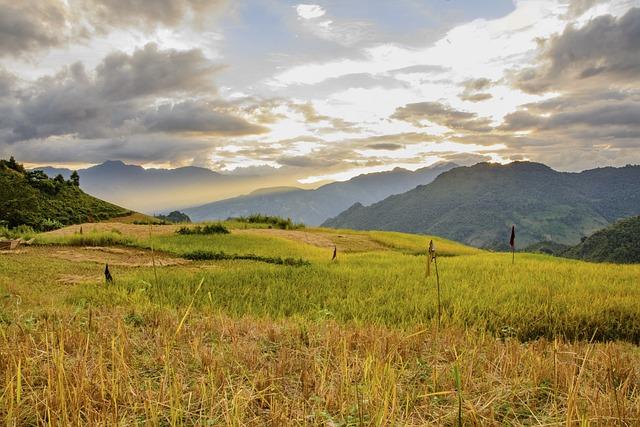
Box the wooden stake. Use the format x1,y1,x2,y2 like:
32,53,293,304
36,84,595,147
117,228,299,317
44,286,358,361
434,254,441,329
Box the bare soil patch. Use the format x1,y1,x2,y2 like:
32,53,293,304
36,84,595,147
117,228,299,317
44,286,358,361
43,222,180,239
234,228,387,252
17,246,187,267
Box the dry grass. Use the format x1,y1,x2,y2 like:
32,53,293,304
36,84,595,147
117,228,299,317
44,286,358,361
1,309,638,426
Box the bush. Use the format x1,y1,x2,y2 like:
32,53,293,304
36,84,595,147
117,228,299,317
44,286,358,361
176,223,230,235
229,214,304,230
181,250,310,266
155,211,191,223
39,218,64,231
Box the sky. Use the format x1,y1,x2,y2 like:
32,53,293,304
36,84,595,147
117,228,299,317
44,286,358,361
0,0,639,186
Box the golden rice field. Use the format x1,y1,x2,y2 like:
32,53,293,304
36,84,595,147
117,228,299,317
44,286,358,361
0,222,639,425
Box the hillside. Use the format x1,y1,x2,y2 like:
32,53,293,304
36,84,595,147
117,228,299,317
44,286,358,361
323,162,640,248
184,162,458,225
563,216,640,263
0,158,130,230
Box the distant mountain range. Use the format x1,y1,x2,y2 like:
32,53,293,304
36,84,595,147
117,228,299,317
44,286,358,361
322,162,640,248
183,163,458,225
36,161,259,213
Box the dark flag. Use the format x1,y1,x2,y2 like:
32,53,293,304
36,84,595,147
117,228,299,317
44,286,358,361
105,264,113,284
331,245,337,261
509,225,515,248
509,225,515,264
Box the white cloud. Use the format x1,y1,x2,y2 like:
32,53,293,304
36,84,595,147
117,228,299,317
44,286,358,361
296,4,326,20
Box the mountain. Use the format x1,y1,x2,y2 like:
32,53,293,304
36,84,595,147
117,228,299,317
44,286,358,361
322,162,640,248
35,161,242,213
563,216,640,263
1,158,130,230
183,163,458,225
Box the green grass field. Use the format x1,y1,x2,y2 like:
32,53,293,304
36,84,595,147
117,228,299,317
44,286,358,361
1,222,639,425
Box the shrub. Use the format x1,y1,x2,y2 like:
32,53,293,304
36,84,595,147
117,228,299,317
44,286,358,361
181,250,310,266
39,218,64,231
229,214,304,230
176,223,230,235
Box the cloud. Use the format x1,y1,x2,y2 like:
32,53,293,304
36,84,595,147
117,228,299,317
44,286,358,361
0,0,227,57
1,44,264,145
458,77,493,102
296,4,326,20
143,101,268,135
366,143,404,150
96,43,220,101
86,0,227,29
277,154,338,168
0,68,15,97
564,0,608,18
514,8,640,94
294,4,372,47
0,1,73,56
392,102,493,133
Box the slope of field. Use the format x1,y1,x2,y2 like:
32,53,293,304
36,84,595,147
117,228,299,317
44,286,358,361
184,162,457,225
563,215,640,263
1,224,639,424
323,162,640,248
0,160,131,229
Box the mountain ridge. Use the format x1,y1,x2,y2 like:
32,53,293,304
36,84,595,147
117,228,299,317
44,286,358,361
322,161,640,248
183,162,459,225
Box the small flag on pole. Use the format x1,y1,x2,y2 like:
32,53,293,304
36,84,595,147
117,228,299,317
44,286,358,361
509,225,515,264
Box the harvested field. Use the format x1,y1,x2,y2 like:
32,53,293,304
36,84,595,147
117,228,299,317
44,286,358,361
10,245,187,267
235,228,387,252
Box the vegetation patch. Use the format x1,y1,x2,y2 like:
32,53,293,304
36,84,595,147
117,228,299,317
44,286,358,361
35,231,137,247
181,249,310,266
230,214,304,230
176,223,230,235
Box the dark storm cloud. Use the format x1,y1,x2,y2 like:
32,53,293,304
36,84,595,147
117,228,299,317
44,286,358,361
514,8,640,94
500,92,640,136
0,1,73,56
143,101,268,135
392,101,493,133
96,43,221,101
0,68,15,97
0,0,227,57
0,44,264,143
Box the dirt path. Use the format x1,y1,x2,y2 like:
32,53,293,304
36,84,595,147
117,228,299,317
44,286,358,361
43,222,180,239
234,228,387,252
8,245,187,267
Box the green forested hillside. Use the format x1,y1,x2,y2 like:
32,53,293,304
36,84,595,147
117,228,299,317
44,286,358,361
0,158,130,230
563,216,640,263
323,162,640,248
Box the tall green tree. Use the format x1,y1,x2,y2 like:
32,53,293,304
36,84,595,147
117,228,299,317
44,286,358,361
70,170,80,186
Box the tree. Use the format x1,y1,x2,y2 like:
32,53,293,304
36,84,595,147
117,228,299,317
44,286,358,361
70,171,80,186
